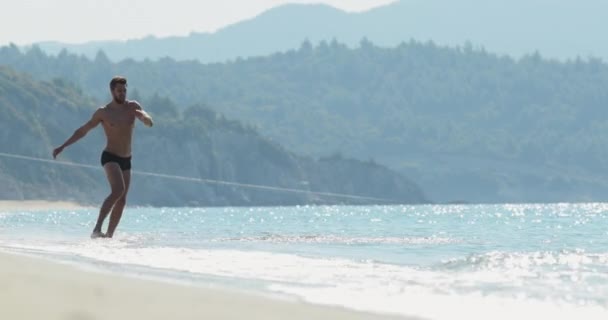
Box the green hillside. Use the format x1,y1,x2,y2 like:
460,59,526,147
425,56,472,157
0,66,427,206
2,40,608,202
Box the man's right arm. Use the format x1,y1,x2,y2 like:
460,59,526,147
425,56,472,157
53,108,103,159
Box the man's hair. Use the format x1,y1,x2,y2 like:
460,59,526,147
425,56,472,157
109,76,127,90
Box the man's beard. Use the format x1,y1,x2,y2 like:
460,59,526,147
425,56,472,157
114,97,126,104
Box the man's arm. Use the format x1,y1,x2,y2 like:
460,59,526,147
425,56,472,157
53,108,103,159
131,101,153,127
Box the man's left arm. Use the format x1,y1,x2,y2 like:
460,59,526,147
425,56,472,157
132,101,154,127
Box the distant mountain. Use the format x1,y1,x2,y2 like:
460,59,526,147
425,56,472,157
3,41,608,203
0,66,427,206
31,0,608,62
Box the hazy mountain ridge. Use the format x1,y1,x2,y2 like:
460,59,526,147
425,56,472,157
29,0,608,63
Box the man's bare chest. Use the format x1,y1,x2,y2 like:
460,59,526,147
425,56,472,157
102,109,135,130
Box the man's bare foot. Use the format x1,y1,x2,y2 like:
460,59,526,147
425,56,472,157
90,231,106,239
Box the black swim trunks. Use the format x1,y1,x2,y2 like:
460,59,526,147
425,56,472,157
100,151,132,171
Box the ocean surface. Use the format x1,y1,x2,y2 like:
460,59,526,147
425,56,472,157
1,203,608,319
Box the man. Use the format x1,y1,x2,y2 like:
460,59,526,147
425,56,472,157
53,76,153,239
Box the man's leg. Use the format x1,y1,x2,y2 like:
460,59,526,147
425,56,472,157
106,170,130,238
91,163,125,238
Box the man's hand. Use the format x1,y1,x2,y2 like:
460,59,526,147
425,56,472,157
52,146,64,159
134,109,154,127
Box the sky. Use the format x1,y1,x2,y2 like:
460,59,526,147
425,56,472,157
0,0,395,45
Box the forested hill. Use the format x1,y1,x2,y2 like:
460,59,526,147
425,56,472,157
0,66,427,206
2,41,608,203
29,0,608,63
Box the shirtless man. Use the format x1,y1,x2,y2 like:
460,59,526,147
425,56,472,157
53,76,153,238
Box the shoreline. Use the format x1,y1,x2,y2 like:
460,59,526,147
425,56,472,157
0,250,409,320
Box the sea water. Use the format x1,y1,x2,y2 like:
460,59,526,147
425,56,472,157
1,203,608,319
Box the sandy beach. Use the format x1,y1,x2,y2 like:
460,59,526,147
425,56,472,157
0,200,89,211
0,252,408,320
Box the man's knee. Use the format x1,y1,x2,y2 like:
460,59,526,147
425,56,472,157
115,196,127,206
109,186,126,201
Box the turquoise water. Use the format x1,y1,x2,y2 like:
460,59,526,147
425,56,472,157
1,203,608,319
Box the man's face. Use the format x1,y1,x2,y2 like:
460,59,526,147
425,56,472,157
112,84,127,103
